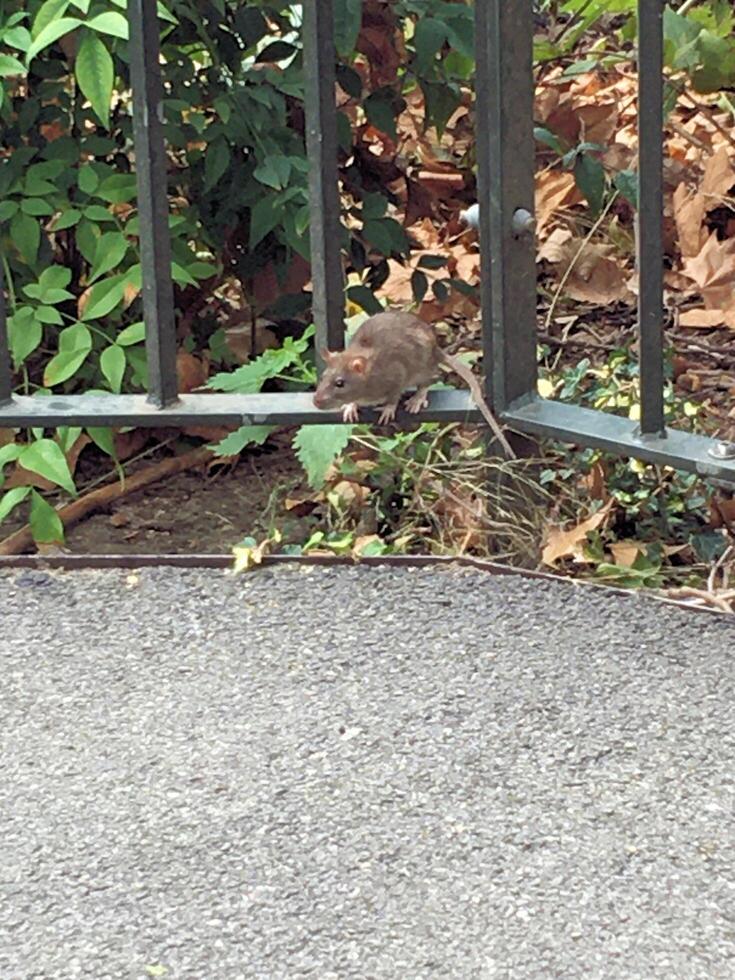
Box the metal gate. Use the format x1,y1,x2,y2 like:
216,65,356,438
1,0,734,482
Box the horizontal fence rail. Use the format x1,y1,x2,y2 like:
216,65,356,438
0,0,733,482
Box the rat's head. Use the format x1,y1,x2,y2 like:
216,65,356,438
312,349,369,409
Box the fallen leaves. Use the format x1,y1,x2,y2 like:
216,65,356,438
541,500,613,566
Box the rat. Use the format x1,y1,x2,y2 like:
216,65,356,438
312,311,515,458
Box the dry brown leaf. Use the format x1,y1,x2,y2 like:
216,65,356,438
701,146,735,207
176,351,209,393
678,308,726,328
673,183,707,258
541,500,613,566
681,232,735,310
352,534,382,557
535,171,581,234
539,228,632,304
609,540,643,567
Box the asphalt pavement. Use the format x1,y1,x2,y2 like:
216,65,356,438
1,563,734,980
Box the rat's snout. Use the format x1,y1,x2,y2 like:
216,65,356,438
312,390,325,410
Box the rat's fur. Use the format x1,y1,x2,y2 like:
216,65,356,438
312,312,515,458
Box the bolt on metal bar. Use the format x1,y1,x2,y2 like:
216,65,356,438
302,0,345,367
475,0,537,412
128,0,179,408
0,261,11,404
637,0,665,435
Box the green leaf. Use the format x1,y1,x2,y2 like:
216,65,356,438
40,265,72,290
421,80,461,136
334,0,362,57
96,174,137,204
85,11,128,39
32,0,71,38
35,306,63,326
614,169,638,208
411,269,428,304
51,208,82,230
89,230,128,282
86,426,115,456
100,344,126,392
44,322,92,385
21,198,54,217
346,284,383,316
363,217,408,256
249,195,282,248
293,424,353,488
29,489,65,544
80,275,125,321
363,90,398,139
75,29,113,127
210,425,275,457
574,153,606,216
204,136,230,191
0,53,26,76
116,321,146,346
83,204,115,222
78,163,99,194
8,308,42,367
534,126,564,155
0,486,30,522
19,439,76,496
10,211,40,265
413,17,447,73
253,154,291,190
4,26,32,53
0,201,19,222
26,16,82,63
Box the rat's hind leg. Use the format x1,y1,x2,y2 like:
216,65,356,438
405,386,430,414
377,402,399,425
342,402,360,423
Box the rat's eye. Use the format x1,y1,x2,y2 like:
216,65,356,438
334,377,345,388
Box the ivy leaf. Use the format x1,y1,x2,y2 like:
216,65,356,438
100,344,126,392
293,424,353,489
29,489,65,544
89,230,128,282
44,322,92,386
333,0,362,57
364,90,398,139
75,30,113,128
96,174,137,204
346,284,382,316
19,439,76,496
85,11,128,40
210,426,275,457
10,211,39,265
51,208,82,231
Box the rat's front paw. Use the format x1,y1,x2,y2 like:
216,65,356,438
405,387,430,414
377,403,398,425
342,402,360,423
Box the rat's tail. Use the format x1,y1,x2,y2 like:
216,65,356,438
438,351,516,459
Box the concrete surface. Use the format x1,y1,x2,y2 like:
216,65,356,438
1,563,734,980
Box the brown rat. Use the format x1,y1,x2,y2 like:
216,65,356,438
312,311,515,458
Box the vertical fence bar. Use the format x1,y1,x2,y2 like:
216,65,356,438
475,0,537,412
302,0,345,362
128,0,179,407
0,263,11,404
637,0,665,435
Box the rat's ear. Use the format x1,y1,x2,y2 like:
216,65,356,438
347,355,367,375
320,348,335,365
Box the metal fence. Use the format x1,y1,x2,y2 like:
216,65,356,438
1,0,734,482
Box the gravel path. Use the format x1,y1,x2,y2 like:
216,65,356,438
2,564,734,980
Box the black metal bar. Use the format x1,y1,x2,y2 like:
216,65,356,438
637,0,665,435
0,261,11,404
128,0,179,408
475,0,537,412
505,396,735,481
0,389,484,427
302,0,345,365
